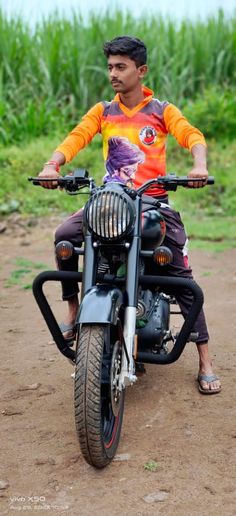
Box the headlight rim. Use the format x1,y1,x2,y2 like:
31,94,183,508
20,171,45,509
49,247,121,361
85,185,136,240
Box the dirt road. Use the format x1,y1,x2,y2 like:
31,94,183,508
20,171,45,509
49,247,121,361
0,217,235,515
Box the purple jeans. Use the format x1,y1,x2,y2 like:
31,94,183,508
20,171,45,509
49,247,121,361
54,205,209,344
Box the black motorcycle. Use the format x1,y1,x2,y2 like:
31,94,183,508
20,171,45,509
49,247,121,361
29,171,214,468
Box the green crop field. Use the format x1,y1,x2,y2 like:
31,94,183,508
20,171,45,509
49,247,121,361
0,8,236,144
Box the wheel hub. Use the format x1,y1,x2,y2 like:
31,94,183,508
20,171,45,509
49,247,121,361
110,341,123,416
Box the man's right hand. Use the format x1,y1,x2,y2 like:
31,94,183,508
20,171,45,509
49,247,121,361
38,165,60,189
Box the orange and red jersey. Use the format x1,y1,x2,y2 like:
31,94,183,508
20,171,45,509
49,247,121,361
56,86,206,196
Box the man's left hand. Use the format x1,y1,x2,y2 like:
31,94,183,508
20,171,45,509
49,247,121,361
187,167,209,188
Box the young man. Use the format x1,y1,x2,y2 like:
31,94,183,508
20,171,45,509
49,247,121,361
38,36,221,394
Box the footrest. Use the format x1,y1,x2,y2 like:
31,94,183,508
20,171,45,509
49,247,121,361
175,331,199,343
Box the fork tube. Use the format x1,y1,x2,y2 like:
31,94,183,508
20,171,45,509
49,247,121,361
122,197,141,376
125,196,142,307
82,234,96,296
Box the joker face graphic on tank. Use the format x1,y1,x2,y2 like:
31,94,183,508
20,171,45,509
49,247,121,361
104,136,145,186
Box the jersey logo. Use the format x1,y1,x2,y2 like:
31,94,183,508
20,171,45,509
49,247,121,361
139,126,157,146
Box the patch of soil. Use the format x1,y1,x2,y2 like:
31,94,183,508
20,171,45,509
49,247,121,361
0,218,235,515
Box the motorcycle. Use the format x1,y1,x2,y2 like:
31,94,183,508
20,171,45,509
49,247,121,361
29,171,214,468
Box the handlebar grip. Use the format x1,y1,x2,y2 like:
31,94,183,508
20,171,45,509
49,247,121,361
206,176,214,185
28,177,59,186
28,177,42,186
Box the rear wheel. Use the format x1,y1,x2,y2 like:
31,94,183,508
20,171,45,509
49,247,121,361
74,324,125,468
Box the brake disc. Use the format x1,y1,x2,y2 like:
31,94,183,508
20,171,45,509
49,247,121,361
110,341,123,416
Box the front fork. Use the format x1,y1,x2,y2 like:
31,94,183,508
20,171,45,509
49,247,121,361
118,201,142,388
119,306,137,388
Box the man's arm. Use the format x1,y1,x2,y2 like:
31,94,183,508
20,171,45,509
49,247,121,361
38,102,104,188
38,151,66,189
164,104,209,188
189,143,208,188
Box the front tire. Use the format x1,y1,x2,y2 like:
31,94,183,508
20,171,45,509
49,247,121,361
74,324,125,468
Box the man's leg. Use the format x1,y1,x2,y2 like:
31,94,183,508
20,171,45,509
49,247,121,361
61,294,79,338
160,207,221,393
170,283,221,393
54,208,84,339
197,342,221,393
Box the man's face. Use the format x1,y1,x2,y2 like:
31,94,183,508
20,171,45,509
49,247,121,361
107,55,147,94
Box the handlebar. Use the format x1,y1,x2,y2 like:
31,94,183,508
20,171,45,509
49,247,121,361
28,168,91,193
28,171,214,194
136,174,214,194
158,174,214,187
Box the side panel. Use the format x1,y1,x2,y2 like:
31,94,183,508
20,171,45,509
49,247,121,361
77,285,123,324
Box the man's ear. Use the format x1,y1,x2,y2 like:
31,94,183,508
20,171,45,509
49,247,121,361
138,64,148,79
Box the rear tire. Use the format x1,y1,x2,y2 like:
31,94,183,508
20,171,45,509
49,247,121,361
74,324,124,468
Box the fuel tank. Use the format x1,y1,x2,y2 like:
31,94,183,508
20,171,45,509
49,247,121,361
141,209,166,249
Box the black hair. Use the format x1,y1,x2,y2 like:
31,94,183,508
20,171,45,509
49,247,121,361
103,36,147,67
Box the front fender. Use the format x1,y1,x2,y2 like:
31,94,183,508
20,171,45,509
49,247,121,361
77,284,123,325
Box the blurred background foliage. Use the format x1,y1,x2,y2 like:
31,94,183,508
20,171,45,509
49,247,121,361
0,8,235,144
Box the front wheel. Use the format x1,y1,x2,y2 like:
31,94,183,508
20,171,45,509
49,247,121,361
74,324,125,468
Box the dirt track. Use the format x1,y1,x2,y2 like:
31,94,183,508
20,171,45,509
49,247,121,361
0,217,236,516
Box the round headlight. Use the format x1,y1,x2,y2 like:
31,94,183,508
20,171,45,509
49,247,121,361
85,185,136,240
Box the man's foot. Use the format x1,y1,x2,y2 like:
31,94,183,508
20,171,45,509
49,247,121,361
59,322,76,346
60,295,79,344
197,342,221,394
198,373,221,394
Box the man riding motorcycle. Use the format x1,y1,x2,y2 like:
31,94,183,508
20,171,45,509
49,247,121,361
38,35,221,394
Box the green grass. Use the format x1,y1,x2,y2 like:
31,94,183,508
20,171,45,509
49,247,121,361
5,258,48,289
167,138,236,217
187,239,235,252
143,460,160,472
0,132,104,216
184,216,236,252
166,138,236,250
